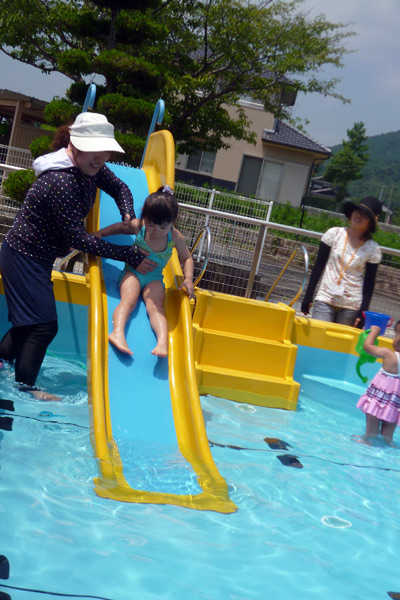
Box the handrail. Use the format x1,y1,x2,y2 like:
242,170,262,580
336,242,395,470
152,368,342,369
265,245,309,307
140,99,165,169
55,249,80,271
82,83,96,113
190,226,211,287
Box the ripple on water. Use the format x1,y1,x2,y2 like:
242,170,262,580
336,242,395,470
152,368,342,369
1,356,400,600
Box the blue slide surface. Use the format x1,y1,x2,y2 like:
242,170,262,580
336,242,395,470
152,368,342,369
92,161,235,511
98,165,191,493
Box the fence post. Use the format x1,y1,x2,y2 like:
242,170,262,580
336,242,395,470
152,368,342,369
197,188,216,262
255,201,273,274
245,202,273,298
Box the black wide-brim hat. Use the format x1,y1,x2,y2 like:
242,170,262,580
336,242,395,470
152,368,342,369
343,196,382,233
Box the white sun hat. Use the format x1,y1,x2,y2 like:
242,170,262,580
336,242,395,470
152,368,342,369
69,113,125,153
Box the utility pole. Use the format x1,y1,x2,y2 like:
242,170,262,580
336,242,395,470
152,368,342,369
386,185,394,224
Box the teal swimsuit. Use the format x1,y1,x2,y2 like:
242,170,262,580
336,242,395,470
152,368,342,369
122,226,174,289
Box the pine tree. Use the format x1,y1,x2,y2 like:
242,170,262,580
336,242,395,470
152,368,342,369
324,122,369,209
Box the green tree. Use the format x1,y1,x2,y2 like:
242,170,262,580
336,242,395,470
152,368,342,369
324,121,369,209
0,0,354,164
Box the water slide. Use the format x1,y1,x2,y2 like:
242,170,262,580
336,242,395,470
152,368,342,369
86,130,236,513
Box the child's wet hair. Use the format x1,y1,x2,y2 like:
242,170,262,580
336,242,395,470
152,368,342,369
395,320,400,334
140,186,178,225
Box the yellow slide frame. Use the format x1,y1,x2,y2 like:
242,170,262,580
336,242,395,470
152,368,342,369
86,131,236,513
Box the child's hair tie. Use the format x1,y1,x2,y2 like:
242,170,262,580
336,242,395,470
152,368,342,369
162,185,174,195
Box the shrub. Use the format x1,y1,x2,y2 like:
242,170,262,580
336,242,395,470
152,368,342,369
2,169,36,203
30,135,53,159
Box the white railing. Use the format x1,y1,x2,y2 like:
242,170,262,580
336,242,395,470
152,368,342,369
0,164,400,318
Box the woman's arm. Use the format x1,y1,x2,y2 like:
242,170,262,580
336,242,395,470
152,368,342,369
301,241,331,314
95,218,140,238
354,262,379,327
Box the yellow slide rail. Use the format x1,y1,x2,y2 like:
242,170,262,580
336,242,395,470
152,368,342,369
86,131,236,512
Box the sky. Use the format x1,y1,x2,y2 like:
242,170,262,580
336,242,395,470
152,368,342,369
293,0,400,147
1,0,399,149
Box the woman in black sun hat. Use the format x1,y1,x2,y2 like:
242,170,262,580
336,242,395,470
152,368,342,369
301,196,382,328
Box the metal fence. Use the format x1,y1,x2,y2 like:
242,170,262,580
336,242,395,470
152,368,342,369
0,144,33,172
0,144,33,240
174,183,400,324
0,152,399,323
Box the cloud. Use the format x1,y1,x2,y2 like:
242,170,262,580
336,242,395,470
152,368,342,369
294,0,400,145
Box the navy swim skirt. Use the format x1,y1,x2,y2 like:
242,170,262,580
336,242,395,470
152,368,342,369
0,241,57,327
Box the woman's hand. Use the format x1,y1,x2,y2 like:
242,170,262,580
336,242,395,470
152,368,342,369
354,311,366,329
134,251,158,274
301,300,312,315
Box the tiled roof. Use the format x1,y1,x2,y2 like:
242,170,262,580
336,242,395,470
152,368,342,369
262,120,331,156
0,89,47,110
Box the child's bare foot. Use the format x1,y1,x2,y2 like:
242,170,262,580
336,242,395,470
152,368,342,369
151,342,168,357
29,390,62,402
108,332,133,355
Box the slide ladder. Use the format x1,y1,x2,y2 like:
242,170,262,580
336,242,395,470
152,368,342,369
192,289,300,410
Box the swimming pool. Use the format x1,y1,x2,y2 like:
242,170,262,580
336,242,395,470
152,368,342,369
1,347,399,600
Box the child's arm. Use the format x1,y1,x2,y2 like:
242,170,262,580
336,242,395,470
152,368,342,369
172,229,194,299
95,218,141,238
363,325,394,360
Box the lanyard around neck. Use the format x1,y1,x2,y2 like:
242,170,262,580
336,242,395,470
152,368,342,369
338,231,364,283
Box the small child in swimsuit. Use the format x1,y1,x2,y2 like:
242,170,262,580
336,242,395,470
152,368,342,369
95,186,194,357
356,321,400,442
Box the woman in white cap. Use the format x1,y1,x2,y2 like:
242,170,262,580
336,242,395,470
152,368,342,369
301,196,382,327
0,112,156,396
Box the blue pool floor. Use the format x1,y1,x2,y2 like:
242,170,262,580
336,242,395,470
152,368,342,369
1,353,400,600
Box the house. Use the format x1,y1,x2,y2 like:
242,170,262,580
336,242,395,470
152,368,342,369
309,176,341,201
0,88,331,209
175,98,331,208
0,89,52,150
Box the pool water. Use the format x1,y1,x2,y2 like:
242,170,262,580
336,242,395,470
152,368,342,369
1,354,399,600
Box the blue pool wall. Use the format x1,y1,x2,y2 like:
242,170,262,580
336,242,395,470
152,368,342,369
0,295,88,365
0,288,382,410
294,343,381,412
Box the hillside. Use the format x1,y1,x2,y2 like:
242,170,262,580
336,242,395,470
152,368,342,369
318,130,400,216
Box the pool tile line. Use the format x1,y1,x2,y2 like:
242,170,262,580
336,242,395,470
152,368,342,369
1,556,120,600
0,582,115,600
0,556,9,580
264,437,292,450
0,417,12,431
210,437,304,468
211,436,400,474
6,413,89,429
0,400,14,412
264,437,304,467
276,454,304,468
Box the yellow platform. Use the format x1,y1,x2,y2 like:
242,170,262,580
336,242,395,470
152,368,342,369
192,289,300,410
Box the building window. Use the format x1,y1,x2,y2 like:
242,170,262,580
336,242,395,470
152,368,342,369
186,149,216,174
237,156,283,201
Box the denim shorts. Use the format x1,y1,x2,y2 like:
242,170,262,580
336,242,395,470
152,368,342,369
311,300,359,327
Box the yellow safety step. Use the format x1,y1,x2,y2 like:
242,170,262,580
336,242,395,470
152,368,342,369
192,289,300,410
193,290,294,344
196,364,299,410
194,328,297,379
